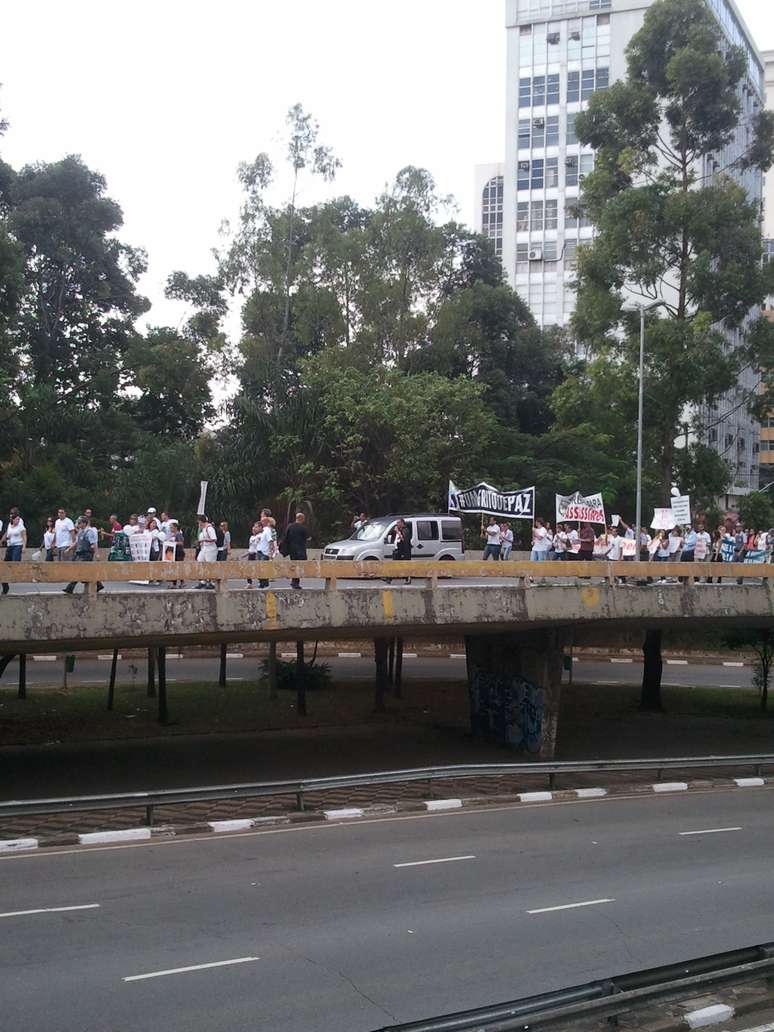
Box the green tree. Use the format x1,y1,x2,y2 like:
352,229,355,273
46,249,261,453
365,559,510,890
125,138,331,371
737,491,774,531
573,0,774,498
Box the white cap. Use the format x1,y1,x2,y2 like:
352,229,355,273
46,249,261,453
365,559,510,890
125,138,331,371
168,518,178,526
147,507,157,514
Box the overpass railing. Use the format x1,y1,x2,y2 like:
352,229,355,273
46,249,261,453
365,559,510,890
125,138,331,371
0,558,771,591
1,754,772,824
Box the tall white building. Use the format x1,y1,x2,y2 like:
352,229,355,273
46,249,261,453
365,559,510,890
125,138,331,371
475,0,768,497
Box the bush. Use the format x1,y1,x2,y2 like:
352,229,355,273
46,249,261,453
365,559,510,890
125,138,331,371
261,657,332,691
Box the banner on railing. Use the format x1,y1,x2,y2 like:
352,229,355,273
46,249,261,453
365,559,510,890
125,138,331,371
448,480,535,520
555,491,606,525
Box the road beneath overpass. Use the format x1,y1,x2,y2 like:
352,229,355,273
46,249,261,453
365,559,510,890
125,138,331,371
2,789,774,1031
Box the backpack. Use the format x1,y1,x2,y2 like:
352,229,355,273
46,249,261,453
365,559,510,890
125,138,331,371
215,525,225,549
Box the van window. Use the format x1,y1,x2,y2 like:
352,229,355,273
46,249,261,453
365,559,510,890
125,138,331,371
417,520,439,541
441,520,462,541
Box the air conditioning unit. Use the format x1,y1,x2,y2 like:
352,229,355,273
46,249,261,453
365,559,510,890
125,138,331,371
528,247,543,261
570,30,581,40
565,157,578,166
533,117,545,128
547,32,560,44
578,173,586,182
518,160,530,171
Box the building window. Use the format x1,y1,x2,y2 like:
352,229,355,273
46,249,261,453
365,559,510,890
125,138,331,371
520,73,560,109
566,155,579,187
546,156,559,188
564,239,578,268
519,24,532,64
481,176,503,257
565,204,592,230
545,199,558,229
568,19,581,60
533,75,546,106
518,118,530,149
531,159,544,189
546,115,559,146
516,242,530,272
531,199,544,231
517,202,530,231
579,153,594,182
519,77,531,107
543,240,558,260
517,159,530,190
568,67,608,103
532,115,545,147
567,113,578,145
546,73,560,105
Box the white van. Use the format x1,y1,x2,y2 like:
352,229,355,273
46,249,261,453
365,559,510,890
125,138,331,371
322,514,464,562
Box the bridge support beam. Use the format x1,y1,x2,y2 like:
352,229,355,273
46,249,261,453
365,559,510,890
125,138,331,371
464,630,564,759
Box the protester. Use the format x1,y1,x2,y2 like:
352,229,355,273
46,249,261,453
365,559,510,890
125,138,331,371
283,512,310,589
578,522,595,560
217,521,231,562
54,507,76,560
246,520,262,588
638,526,652,562
386,516,412,584
530,518,551,562
552,523,567,560
123,514,140,536
254,514,277,588
668,526,683,563
483,516,502,560
43,517,56,561
500,521,514,561
651,529,671,579
681,524,696,563
195,514,218,589
352,512,368,532
0,512,26,595
62,516,104,594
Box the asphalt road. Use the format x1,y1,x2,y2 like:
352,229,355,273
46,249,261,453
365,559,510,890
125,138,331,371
0,653,754,690
2,790,774,1031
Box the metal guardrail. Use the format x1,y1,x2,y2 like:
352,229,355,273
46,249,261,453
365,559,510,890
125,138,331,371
1,754,772,826
371,942,774,1031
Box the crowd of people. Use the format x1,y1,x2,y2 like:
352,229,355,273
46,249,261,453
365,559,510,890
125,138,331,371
2,503,773,594
0,506,312,594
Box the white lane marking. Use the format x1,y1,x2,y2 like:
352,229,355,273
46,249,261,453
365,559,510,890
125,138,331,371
596,680,624,685
324,808,364,820
425,798,463,811
0,903,100,918
97,654,122,660
653,782,688,792
736,777,765,787
281,652,295,659
609,658,633,664
31,655,57,662
230,677,245,681
519,791,553,802
226,653,244,659
394,855,476,868
576,788,607,798
449,653,466,659
402,653,418,658
720,683,744,688
528,898,615,915
723,661,745,667
208,819,254,833
123,956,260,982
666,659,688,665
679,827,742,836
337,652,362,658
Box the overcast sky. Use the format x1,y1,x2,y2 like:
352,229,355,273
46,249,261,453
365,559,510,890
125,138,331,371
1,0,772,329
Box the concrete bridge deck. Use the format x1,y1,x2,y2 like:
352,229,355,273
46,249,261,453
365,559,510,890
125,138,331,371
1,559,772,653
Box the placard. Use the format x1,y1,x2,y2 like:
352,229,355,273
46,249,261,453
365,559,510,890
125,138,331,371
671,495,691,525
556,491,606,525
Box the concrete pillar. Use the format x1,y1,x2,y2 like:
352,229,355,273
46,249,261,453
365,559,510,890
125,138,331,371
464,629,564,758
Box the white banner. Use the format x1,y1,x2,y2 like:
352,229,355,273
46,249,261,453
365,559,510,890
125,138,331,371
556,491,606,526
651,508,676,531
448,480,535,520
197,480,208,515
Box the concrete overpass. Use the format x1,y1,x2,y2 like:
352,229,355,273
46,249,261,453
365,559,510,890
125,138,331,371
2,559,773,757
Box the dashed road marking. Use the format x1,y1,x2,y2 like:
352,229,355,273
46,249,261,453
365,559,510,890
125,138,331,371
123,956,260,982
527,898,615,915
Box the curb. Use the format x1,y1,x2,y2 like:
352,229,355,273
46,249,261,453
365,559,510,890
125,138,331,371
2,775,772,855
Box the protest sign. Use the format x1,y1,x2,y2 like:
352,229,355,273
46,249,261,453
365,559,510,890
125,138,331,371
651,508,676,531
197,480,208,515
448,480,535,520
621,539,637,557
671,495,691,525
556,491,606,525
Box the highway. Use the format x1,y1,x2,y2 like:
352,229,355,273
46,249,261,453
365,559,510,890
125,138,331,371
0,653,754,689
2,789,774,1031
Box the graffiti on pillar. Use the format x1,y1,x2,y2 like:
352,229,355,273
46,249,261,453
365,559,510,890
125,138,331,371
469,669,544,752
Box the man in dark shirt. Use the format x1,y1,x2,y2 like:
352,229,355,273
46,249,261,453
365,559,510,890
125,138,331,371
578,522,596,560
284,512,310,589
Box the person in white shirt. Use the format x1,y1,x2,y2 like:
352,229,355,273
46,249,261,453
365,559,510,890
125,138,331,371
246,520,262,588
123,514,140,536
1,514,27,595
195,514,218,589
606,526,624,560
43,518,56,561
255,515,277,588
500,522,514,561
483,516,502,560
668,527,683,559
552,524,568,560
54,508,76,560
565,527,580,560
530,519,551,562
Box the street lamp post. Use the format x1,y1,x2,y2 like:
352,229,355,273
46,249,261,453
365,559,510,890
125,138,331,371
625,300,666,553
